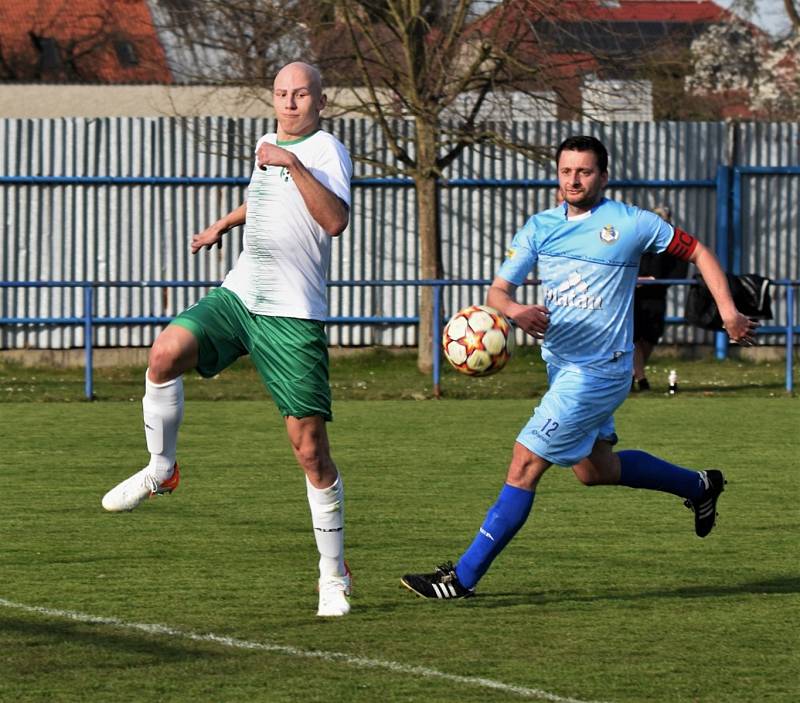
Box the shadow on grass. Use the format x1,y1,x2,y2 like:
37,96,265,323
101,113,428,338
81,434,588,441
0,615,227,659
477,574,800,607
627,382,791,396
678,384,788,395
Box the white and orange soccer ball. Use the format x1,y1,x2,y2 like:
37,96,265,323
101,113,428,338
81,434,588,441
442,305,513,376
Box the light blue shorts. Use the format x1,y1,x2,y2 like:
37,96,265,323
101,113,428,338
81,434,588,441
516,365,631,467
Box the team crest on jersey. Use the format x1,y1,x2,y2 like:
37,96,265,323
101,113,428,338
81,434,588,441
258,165,292,183
506,247,516,259
599,224,619,244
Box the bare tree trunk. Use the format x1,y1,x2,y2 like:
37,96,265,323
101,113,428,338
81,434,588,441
414,121,443,374
785,0,800,31
415,174,442,374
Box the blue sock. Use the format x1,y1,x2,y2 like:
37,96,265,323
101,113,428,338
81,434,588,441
455,484,534,589
618,449,704,500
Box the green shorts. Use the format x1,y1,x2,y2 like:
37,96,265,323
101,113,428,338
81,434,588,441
171,287,332,421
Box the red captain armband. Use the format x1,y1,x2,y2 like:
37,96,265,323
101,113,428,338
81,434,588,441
666,228,698,261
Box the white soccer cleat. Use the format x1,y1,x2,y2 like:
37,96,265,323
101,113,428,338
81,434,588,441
101,463,180,513
317,571,352,617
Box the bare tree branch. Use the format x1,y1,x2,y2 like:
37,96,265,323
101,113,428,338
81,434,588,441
148,0,709,370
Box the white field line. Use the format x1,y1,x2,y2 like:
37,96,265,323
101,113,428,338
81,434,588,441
0,597,607,703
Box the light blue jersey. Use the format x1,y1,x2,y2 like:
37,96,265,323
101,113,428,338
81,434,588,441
498,198,675,378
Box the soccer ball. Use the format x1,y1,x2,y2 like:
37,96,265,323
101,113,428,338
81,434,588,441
442,305,513,376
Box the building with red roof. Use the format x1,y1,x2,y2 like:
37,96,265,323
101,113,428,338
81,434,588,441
470,0,760,119
0,0,784,120
0,0,171,83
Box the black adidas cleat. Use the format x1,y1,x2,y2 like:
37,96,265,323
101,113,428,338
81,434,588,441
684,469,726,538
401,561,475,599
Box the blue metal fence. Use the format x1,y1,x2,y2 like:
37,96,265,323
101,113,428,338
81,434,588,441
1,160,798,395
1,278,797,398
0,169,728,350
0,171,727,351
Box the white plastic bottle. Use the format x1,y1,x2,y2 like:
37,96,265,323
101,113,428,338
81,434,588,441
668,369,678,395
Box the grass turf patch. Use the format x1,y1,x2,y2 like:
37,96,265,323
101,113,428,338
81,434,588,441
1,398,798,702
0,346,795,402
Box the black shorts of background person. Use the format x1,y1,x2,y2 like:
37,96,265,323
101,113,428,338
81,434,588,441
632,247,688,391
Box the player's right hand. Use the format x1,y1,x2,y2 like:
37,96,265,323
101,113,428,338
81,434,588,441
191,225,225,254
257,142,294,170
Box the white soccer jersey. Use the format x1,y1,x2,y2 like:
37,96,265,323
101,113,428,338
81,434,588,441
222,129,352,320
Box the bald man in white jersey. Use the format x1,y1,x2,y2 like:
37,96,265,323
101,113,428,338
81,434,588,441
101,62,354,617
402,135,757,600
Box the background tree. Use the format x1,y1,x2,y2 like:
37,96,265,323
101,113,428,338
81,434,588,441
152,0,590,373
685,0,800,119
148,0,309,87
149,0,723,372
312,0,587,373
778,0,800,32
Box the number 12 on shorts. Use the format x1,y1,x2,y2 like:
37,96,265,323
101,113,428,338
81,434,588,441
541,418,559,437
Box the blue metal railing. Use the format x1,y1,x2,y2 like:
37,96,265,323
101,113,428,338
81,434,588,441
1,278,797,398
0,176,716,188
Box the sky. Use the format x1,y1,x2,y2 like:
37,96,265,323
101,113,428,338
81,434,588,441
715,0,794,36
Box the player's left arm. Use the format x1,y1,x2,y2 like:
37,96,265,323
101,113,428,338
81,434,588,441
667,229,758,345
257,142,349,236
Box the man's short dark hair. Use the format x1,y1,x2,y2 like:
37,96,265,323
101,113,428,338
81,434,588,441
556,136,609,173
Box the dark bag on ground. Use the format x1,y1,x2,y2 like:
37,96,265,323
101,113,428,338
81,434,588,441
684,273,772,331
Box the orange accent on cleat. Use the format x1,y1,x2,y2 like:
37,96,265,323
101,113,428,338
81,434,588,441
153,463,180,496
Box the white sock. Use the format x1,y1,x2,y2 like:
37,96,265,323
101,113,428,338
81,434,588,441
142,371,184,480
306,474,346,580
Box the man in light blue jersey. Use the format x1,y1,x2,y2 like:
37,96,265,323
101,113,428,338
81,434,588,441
401,135,757,600
100,62,354,617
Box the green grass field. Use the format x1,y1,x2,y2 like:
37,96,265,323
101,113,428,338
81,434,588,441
0,346,795,402
1,369,798,702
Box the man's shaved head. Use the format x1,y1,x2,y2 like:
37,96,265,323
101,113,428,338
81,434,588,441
272,61,327,140
274,61,322,97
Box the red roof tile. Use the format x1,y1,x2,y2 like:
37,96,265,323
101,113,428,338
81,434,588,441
554,0,729,23
0,0,171,83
